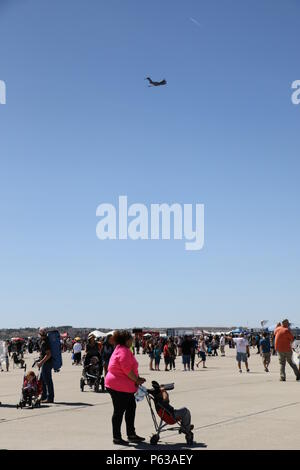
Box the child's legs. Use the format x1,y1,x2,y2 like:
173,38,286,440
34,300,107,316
173,407,191,433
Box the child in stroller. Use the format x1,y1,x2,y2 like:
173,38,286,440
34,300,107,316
140,381,194,446
17,369,42,409
80,355,105,393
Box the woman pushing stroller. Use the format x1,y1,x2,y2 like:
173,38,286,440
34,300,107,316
104,330,195,446
105,330,146,445
84,333,102,367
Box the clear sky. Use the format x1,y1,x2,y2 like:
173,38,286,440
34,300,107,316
0,0,299,328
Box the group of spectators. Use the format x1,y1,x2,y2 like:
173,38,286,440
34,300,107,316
0,338,36,371
2,320,300,446
226,319,300,381
143,334,225,372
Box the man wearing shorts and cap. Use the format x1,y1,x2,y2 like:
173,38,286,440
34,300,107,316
275,319,300,382
232,333,250,373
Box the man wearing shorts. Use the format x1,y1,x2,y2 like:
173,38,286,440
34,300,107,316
233,333,250,373
181,336,192,371
196,336,207,369
259,332,271,372
275,319,300,382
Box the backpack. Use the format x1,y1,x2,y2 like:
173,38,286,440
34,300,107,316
47,330,63,372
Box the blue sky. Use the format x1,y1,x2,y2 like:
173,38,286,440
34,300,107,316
0,0,299,328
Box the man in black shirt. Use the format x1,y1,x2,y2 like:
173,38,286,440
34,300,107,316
181,336,192,371
190,336,197,371
38,328,54,403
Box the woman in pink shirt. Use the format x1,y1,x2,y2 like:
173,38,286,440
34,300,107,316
105,330,146,446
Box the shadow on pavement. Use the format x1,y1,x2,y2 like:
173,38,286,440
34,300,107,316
53,402,94,407
0,404,51,409
134,441,207,450
0,404,21,409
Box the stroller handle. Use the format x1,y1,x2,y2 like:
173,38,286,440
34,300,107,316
160,383,175,391
146,382,175,394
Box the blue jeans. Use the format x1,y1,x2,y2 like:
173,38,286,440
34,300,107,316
182,354,191,366
41,360,54,401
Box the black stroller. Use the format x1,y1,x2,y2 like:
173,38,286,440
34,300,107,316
17,365,42,409
141,381,194,446
80,356,105,393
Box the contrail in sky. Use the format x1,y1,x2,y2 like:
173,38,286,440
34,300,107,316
189,17,201,27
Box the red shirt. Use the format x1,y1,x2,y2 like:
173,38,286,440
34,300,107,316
274,326,294,353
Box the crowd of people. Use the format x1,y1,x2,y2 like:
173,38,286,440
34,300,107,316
1,319,300,445
2,321,300,382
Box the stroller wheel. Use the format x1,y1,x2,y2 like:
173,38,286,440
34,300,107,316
185,432,194,446
101,376,105,392
150,434,159,445
80,378,85,392
94,380,100,393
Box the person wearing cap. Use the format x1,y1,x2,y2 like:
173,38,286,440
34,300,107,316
37,328,54,403
259,332,271,372
274,319,300,382
84,333,101,367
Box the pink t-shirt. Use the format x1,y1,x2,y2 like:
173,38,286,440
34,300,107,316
105,345,139,393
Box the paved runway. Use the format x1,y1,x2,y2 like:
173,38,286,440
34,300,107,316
1,349,300,449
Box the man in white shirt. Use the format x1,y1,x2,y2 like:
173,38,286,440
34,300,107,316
73,340,82,365
232,334,250,373
220,335,226,357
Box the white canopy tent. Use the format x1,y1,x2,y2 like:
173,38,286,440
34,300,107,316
89,330,107,338
102,330,115,337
